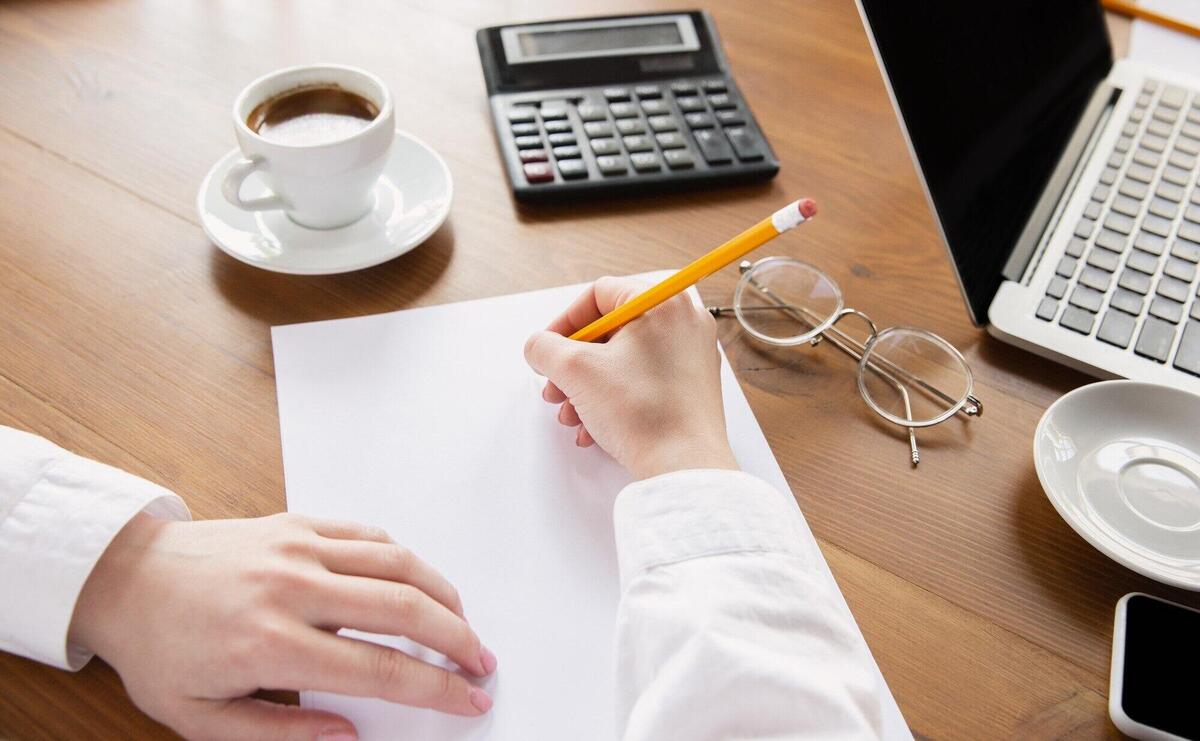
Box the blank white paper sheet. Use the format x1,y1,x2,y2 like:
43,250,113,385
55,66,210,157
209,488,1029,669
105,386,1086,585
272,273,907,739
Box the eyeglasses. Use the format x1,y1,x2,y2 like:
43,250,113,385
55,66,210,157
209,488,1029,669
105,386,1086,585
708,257,983,465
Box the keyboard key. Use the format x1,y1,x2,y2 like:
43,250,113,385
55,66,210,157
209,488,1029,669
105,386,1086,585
514,134,543,149
1036,297,1058,321
1131,107,1145,122
1116,136,1133,153
1143,215,1173,237
522,161,554,183
511,122,538,136
1046,276,1069,299
622,135,653,153
1086,249,1120,273
1194,301,1200,322
609,102,638,118
1127,249,1159,274
634,84,662,99
1098,310,1137,348
716,110,746,126
1158,275,1191,303
1172,238,1200,262
648,115,678,132
544,119,572,133
1120,268,1152,294
684,112,715,129
1084,201,1102,222
675,95,706,112
630,152,661,172
576,103,607,122
603,87,631,101
1119,178,1149,199
1158,181,1185,203
547,132,576,146
1095,230,1126,252
1164,166,1191,186
1135,231,1166,255
1110,288,1144,315
1101,167,1119,185
1070,285,1105,312
641,99,670,116
1174,321,1200,376
1104,212,1135,235
1080,265,1113,291
1075,217,1096,238
1066,237,1088,257
655,132,686,149
724,127,765,161
1142,134,1167,153
1187,204,1200,223
1060,305,1096,335
557,158,587,179
1126,163,1155,183
518,148,548,163
1162,85,1188,108
1181,221,1200,243
1177,136,1200,156
1092,184,1111,201
1154,105,1179,123
1138,93,1154,107
1186,122,1200,139
507,107,538,123
1151,296,1185,323
693,128,734,164
595,154,627,175
1166,257,1198,282
1135,316,1177,362
616,118,646,135
1133,148,1160,168
663,149,695,169
590,138,620,156
585,121,614,137
1056,256,1079,277
708,93,736,110
552,145,581,159
1123,121,1140,137
1111,195,1141,217
1108,151,1125,168
1170,150,1198,170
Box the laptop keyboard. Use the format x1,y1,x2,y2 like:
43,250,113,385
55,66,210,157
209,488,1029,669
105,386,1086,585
1035,79,1200,378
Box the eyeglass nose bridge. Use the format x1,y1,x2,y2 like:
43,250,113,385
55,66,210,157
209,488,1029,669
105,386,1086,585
814,307,879,348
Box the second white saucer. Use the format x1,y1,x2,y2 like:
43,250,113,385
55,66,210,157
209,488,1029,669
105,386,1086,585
197,129,453,275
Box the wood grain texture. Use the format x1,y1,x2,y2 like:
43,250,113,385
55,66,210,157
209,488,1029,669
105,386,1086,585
0,1,1189,738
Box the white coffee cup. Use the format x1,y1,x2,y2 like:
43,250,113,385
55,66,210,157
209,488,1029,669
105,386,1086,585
223,64,395,230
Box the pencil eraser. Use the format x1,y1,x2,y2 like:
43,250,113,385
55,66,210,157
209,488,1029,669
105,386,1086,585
798,198,817,219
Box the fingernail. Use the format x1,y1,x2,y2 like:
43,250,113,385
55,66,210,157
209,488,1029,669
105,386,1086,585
479,644,498,674
469,687,493,714
317,728,357,741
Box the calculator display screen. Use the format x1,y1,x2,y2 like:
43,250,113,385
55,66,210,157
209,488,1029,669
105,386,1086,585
500,15,701,65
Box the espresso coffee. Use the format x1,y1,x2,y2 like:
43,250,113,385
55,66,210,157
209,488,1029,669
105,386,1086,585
247,85,379,146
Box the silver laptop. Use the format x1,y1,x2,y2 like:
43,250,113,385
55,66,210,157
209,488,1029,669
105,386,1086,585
857,1,1200,393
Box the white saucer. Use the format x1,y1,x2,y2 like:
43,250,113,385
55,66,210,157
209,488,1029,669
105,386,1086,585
1034,380,1200,590
196,130,452,275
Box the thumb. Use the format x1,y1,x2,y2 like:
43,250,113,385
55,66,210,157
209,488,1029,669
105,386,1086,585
524,330,590,379
186,697,357,741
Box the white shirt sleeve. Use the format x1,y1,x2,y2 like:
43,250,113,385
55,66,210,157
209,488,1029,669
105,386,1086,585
0,426,190,671
612,469,905,740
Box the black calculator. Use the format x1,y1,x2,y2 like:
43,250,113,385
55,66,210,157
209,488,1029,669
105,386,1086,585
476,11,780,202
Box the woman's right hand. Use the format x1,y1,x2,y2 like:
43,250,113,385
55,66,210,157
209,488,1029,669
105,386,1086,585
523,276,739,480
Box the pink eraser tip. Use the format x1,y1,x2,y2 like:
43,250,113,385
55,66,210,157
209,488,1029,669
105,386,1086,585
798,198,817,219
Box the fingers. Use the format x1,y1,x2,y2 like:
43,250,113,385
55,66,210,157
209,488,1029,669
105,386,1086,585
524,329,594,378
544,277,647,337
542,380,566,403
308,518,393,544
315,539,466,618
575,426,594,447
556,401,582,427
309,573,492,678
284,629,493,717
186,697,356,741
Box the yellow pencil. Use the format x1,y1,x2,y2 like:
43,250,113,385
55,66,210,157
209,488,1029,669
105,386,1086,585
1102,0,1200,41
569,198,818,342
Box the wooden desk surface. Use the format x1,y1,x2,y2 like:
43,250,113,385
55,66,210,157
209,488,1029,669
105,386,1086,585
0,2,1190,738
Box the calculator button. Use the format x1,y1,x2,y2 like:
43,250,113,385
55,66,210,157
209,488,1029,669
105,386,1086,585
596,154,628,175
603,87,631,102
519,149,548,163
557,159,588,179
584,121,614,138
715,110,745,126
707,94,736,110
510,122,538,136
675,96,706,113
543,119,573,134
609,102,638,118
663,149,695,169
623,135,653,153
648,115,679,132
553,145,581,159
694,129,734,164
507,107,538,123
616,119,646,135
547,132,576,146
576,103,607,122
685,112,716,129
590,138,620,156
514,135,543,149
540,104,569,120
670,81,697,95
634,84,662,99
724,127,765,161
522,162,554,183
655,132,686,149
630,152,662,172
702,79,728,93
641,99,670,116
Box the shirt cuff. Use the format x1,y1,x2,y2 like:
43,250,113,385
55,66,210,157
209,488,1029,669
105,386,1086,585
0,442,190,671
612,468,816,590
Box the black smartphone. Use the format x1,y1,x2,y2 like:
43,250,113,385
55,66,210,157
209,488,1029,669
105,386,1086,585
1110,593,1200,740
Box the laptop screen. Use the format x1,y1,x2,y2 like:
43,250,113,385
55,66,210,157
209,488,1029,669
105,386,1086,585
857,1,1112,323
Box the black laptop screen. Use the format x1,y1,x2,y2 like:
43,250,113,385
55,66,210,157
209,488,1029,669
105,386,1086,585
858,1,1112,323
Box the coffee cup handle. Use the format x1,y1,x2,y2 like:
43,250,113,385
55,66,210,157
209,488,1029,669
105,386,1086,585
221,157,289,212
